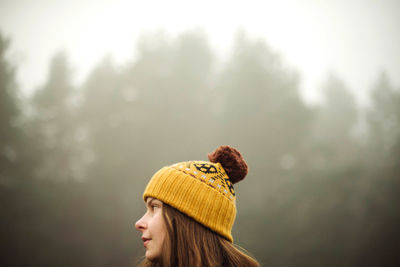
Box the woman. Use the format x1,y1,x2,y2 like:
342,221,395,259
135,145,260,267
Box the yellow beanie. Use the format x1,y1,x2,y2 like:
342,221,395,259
143,145,248,242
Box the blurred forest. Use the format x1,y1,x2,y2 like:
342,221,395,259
1,30,399,267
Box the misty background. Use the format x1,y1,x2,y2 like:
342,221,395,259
1,1,400,266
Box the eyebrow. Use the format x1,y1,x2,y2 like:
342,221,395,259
147,198,155,206
146,198,161,207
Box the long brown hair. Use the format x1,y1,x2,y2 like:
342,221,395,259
139,202,260,267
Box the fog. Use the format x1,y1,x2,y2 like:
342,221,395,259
1,1,399,266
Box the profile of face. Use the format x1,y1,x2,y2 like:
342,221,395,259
135,197,167,261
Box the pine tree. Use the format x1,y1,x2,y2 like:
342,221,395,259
0,33,24,184
312,73,359,168
367,72,400,163
29,51,81,181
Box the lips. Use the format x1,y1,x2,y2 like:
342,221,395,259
142,237,151,247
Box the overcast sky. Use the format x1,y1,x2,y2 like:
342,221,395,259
1,0,399,105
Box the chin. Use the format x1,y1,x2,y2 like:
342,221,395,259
146,251,160,262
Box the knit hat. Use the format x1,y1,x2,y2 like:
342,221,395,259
143,145,248,242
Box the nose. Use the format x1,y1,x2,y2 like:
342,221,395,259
135,215,146,231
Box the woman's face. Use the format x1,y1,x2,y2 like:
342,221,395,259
135,197,167,261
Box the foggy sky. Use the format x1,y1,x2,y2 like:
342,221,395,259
0,0,399,105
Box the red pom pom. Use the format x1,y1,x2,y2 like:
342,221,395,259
208,145,248,184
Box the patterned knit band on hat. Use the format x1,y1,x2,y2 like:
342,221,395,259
143,145,248,242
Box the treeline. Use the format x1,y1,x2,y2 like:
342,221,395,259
0,30,399,267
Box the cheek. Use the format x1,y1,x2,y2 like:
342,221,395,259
146,213,167,261
151,213,167,243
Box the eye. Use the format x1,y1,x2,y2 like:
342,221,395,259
147,203,158,211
